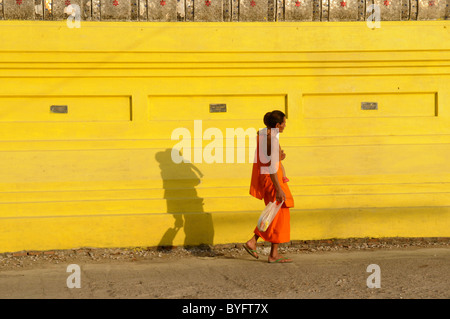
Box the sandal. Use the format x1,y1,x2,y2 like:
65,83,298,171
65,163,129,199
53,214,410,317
268,257,292,264
244,244,259,259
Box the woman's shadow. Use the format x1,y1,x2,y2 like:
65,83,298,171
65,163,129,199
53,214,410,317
155,149,214,253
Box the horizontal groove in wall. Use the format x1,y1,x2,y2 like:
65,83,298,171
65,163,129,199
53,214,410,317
0,193,449,219
2,73,450,78
1,174,449,191
0,138,449,151
1,62,450,68
1,205,450,223
1,189,450,204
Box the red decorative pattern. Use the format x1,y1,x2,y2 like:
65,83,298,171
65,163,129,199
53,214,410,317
113,0,119,6
428,0,435,5
16,0,22,5
295,0,301,6
250,0,256,6
383,0,390,6
160,0,166,5
65,0,71,6
205,0,211,6
340,1,346,7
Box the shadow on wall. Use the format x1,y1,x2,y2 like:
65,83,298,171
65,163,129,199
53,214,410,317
155,149,214,252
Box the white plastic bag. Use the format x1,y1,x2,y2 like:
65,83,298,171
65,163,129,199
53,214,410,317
257,201,284,232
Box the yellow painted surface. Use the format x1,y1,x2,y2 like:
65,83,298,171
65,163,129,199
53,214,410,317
0,96,131,122
0,21,449,252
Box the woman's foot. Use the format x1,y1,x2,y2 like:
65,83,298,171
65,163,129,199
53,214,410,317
268,255,292,263
244,237,259,259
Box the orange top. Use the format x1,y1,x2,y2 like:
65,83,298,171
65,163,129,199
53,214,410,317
249,129,294,208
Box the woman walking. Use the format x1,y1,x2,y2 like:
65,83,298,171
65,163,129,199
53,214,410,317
244,110,294,263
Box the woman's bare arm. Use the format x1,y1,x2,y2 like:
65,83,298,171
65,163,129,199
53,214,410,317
267,130,286,203
270,173,286,203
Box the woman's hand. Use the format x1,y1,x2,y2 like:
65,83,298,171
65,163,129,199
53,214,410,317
276,188,286,203
280,149,286,161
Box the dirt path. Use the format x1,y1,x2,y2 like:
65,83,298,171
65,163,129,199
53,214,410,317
0,245,448,299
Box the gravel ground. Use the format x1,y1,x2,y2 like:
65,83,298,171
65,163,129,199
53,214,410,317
1,237,448,271
0,237,448,299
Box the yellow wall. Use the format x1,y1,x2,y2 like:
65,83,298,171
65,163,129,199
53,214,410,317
0,20,449,253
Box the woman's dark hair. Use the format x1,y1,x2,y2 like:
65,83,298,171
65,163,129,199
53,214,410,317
263,110,286,128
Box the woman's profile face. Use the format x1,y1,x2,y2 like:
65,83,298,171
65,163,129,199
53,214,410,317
276,117,286,133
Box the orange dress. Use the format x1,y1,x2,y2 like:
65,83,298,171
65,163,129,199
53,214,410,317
250,129,294,244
